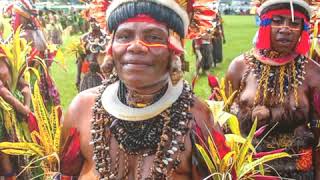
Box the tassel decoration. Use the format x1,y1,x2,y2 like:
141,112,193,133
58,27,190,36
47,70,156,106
295,23,311,55
256,18,272,50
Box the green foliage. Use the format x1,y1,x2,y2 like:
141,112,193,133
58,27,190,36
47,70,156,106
50,36,80,109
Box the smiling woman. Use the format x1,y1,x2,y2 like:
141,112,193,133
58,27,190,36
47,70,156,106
225,0,320,179
112,22,170,93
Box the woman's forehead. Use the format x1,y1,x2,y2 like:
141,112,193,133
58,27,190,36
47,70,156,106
272,14,303,20
116,21,168,32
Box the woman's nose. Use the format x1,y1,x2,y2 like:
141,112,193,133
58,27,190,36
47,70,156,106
126,39,148,54
278,19,296,33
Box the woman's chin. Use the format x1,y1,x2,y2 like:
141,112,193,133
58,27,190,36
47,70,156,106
121,78,150,89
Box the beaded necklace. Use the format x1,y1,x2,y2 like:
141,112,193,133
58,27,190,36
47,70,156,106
91,74,194,179
244,50,307,106
118,80,168,108
111,81,168,155
86,31,108,54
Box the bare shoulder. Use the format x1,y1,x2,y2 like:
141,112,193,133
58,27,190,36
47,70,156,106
225,54,249,92
62,86,101,129
226,54,248,78
190,96,221,133
190,97,211,121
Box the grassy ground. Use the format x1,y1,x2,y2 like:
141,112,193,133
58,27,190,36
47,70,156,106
2,15,258,110
184,15,258,99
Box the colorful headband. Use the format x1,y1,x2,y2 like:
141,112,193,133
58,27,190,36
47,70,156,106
256,9,310,55
106,0,190,36
108,14,184,55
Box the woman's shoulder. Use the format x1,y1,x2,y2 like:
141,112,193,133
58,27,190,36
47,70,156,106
190,97,211,119
190,96,221,133
227,54,248,74
225,53,249,90
72,87,101,105
65,86,101,121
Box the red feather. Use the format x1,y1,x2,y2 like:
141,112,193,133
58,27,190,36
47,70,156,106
211,129,230,159
27,48,40,63
27,112,39,133
254,124,268,138
207,74,219,90
253,175,281,180
193,122,205,143
61,128,81,170
253,148,286,159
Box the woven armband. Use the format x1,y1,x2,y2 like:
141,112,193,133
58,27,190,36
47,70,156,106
310,119,320,128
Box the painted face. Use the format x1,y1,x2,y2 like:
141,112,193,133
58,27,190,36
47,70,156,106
112,21,170,89
270,14,303,54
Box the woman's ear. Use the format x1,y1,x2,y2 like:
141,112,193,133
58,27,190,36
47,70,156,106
169,54,183,85
107,33,114,56
107,42,112,55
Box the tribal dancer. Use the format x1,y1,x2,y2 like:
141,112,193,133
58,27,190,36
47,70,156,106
77,0,110,92
212,12,226,65
0,16,31,180
9,0,60,106
59,0,225,179
226,0,320,178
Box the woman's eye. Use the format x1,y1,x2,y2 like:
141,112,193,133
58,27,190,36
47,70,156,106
150,35,161,40
272,17,282,24
118,35,128,40
146,34,165,43
115,34,131,42
290,21,301,27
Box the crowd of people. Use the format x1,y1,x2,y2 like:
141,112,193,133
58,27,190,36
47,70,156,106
3,7,88,47
0,0,319,179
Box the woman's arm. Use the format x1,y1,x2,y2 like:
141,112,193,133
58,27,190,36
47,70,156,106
0,80,30,116
60,94,85,176
18,78,31,108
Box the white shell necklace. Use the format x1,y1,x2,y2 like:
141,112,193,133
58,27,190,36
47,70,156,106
101,79,184,121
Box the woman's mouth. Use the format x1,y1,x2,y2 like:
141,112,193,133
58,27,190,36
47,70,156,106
122,61,151,70
277,38,291,44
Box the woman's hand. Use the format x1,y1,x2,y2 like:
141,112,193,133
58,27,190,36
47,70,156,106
251,105,270,128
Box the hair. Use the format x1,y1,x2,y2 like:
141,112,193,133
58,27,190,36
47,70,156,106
107,1,185,37
261,3,310,20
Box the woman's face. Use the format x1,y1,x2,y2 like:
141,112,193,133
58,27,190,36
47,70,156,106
112,21,170,89
270,14,303,54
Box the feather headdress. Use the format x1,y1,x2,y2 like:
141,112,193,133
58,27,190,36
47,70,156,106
104,0,217,39
82,0,111,29
6,0,40,31
101,0,218,57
